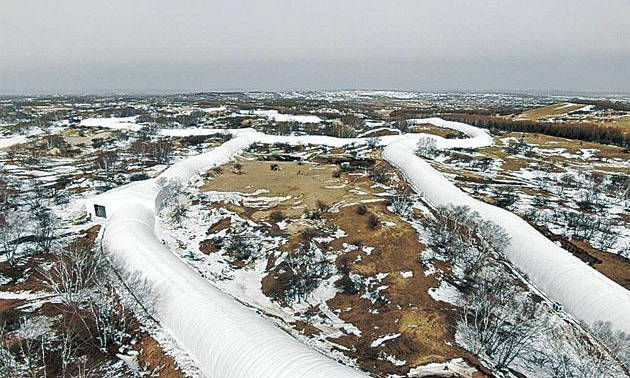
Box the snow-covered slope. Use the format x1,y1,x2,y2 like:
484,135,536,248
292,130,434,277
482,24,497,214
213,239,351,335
85,117,629,377
383,140,630,332
0,135,28,149
241,109,322,123
80,116,144,131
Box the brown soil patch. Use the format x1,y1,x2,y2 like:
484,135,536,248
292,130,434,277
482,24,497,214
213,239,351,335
477,145,530,171
570,239,630,290
361,129,400,137
60,127,115,147
326,202,477,376
207,217,231,234
199,239,220,254
136,332,186,377
293,320,320,337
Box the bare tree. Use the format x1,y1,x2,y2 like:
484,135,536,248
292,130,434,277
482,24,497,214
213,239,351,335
591,321,630,370
89,287,130,352
537,327,622,378
323,123,355,138
59,329,81,378
429,205,510,282
458,274,550,371
0,321,19,377
39,240,104,307
0,209,27,267
15,317,50,378
33,208,59,253
415,137,439,158
151,139,173,164
94,150,119,187
340,114,365,128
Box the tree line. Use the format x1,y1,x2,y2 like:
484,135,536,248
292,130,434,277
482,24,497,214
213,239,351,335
569,98,630,112
442,114,629,148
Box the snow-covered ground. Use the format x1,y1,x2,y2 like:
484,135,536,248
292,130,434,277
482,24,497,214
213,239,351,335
239,109,322,124
79,116,144,131
84,117,629,377
383,135,630,333
0,134,28,149
0,126,46,149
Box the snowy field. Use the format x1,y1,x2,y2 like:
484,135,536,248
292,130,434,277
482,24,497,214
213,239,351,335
82,116,629,377
1,94,628,377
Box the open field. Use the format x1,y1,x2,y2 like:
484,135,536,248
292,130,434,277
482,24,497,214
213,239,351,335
429,129,629,288
200,159,382,220
1,92,628,378
518,102,586,120
188,157,487,376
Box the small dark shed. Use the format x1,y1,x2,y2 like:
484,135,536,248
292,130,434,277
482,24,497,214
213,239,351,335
94,204,107,218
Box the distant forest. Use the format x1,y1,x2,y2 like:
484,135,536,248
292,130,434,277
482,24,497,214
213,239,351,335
443,114,629,148
569,98,630,112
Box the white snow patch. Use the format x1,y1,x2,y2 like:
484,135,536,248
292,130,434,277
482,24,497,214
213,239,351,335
408,358,477,377
370,333,400,347
400,271,413,278
428,281,462,305
80,116,143,131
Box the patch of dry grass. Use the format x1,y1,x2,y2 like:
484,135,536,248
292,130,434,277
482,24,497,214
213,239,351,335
200,158,483,375
519,102,585,120
409,123,466,139
199,159,383,220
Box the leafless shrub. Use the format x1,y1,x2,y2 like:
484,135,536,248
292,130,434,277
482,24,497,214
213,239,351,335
156,178,187,220
270,211,285,222
40,240,104,307
315,200,328,212
223,231,263,262
0,209,27,267
335,254,360,295
366,137,380,149
458,274,551,371
429,205,510,282
368,214,379,229
390,188,412,216
415,137,439,158
281,244,332,303
356,204,367,215
368,164,389,184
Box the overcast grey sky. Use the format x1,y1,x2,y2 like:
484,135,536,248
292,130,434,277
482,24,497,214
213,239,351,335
1,0,629,94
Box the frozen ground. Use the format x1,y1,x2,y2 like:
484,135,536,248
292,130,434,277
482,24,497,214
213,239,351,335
80,116,145,132
83,116,629,377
